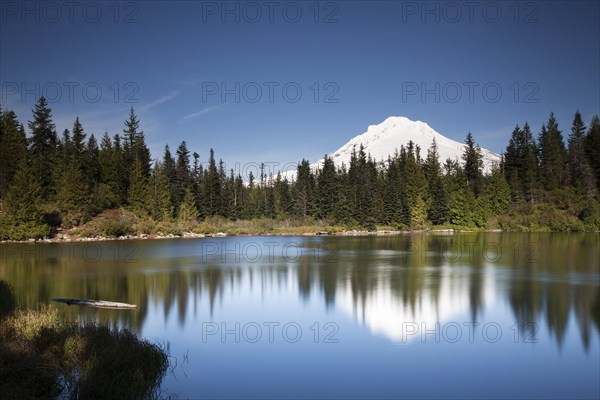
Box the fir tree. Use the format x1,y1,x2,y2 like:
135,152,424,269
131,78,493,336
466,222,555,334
127,157,149,215
98,132,124,205
203,149,221,216
85,134,100,190
162,145,178,209
71,117,86,156
191,152,202,213
123,107,151,178
28,97,58,196
334,165,352,224
584,115,600,190
538,112,566,191
175,141,191,207
112,134,128,203
218,159,228,216
462,132,483,195
382,154,403,225
275,173,292,216
504,123,538,203
484,166,511,215
293,159,315,217
0,110,28,198
56,157,88,225
149,162,174,221
568,111,594,196
521,123,539,203
317,155,338,220
402,142,428,228
424,139,447,225
265,176,276,219
178,187,199,224
428,177,448,225
444,159,476,226
1,160,49,239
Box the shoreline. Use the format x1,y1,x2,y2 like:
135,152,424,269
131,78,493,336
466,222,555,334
0,228,504,244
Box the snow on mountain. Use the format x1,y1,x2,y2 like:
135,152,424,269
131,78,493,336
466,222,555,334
285,116,501,178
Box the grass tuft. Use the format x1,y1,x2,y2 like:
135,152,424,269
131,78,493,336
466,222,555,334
0,281,169,400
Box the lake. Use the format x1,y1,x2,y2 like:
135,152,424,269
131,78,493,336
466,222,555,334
1,233,598,399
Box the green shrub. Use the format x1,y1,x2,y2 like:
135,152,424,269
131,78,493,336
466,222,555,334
77,209,136,238
0,218,51,241
0,287,169,400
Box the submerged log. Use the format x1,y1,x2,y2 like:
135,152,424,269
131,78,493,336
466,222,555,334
51,298,137,309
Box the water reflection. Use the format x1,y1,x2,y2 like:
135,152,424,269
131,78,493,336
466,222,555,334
0,233,598,351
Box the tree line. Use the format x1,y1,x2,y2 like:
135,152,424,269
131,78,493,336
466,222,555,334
1,96,599,239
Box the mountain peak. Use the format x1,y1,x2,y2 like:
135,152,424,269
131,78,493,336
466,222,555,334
286,116,501,179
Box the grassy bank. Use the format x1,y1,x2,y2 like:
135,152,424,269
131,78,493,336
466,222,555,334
0,281,169,400
2,204,599,243
67,209,347,238
60,206,600,238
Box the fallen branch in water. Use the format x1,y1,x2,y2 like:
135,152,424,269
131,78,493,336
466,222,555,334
51,298,137,309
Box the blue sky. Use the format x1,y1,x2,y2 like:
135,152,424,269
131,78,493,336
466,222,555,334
1,0,599,171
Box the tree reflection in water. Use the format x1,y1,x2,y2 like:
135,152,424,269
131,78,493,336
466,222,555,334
0,233,598,350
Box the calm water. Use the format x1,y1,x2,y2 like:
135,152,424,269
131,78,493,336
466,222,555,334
1,233,599,399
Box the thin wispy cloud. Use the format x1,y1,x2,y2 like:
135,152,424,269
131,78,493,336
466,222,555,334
169,77,206,87
139,90,180,112
181,105,220,122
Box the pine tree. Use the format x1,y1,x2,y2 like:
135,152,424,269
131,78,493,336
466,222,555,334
293,159,315,217
174,141,191,208
218,159,228,216
346,145,378,229
85,134,100,190
504,125,522,199
55,157,88,225
334,165,352,224
235,173,248,219
162,145,178,209
568,111,594,195
538,112,566,191
191,152,202,213
584,115,600,190
98,132,125,206
1,160,49,239
222,169,236,219
112,134,128,203
480,165,511,217
444,159,477,226
504,123,538,203
127,157,149,215
428,177,448,225
178,187,199,225
123,106,140,157
521,123,539,203
264,175,276,219
462,132,483,195
402,142,427,228
382,154,403,225
123,107,151,178
71,117,86,156
149,162,174,221
423,139,441,182
203,149,221,216
0,110,28,198
28,97,58,197
317,155,338,220
424,139,447,225
272,173,288,216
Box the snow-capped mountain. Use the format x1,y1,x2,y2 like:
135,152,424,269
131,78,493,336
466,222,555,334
286,116,501,177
